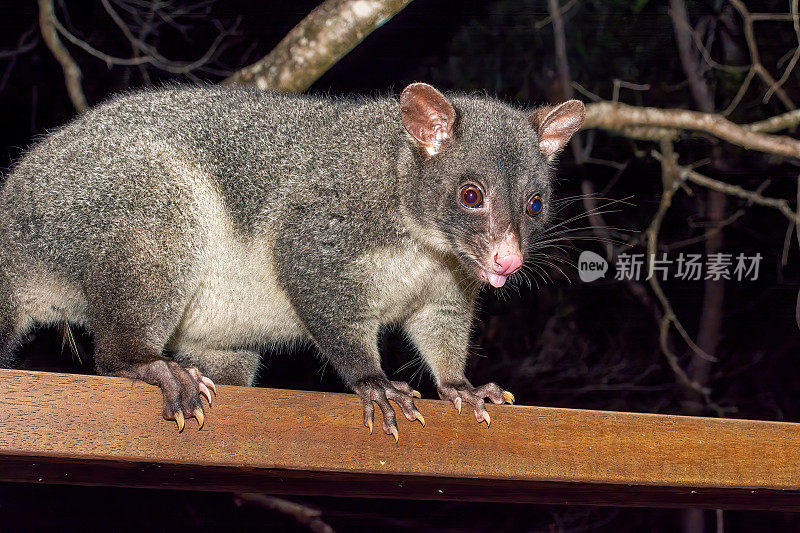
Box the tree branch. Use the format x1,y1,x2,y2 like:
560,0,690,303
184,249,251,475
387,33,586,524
234,493,334,533
728,0,796,110
746,108,800,133
38,0,87,113
51,2,237,75
535,0,579,30
225,0,414,91
548,0,584,163
644,143,718,403
583,102,800,159
669,0,715,112
763,0,800,103
652,152,800,226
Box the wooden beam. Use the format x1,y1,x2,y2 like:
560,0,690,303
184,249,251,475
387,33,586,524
1,368,799,510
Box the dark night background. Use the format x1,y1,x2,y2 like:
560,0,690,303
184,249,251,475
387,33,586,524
2,0,800,531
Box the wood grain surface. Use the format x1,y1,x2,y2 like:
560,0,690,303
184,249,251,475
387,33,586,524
1,368,800,509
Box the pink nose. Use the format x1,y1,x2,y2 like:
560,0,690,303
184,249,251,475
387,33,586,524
493,252,523,275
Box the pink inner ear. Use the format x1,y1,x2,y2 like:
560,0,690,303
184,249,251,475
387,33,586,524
400,83,456,153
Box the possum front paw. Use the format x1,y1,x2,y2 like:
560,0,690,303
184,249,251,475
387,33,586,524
437,381,515,427
354,376,424,443
117,359,216,432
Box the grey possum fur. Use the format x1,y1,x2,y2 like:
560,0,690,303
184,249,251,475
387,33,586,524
0,82,584,437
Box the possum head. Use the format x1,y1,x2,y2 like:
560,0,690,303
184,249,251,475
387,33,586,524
398,82,585,288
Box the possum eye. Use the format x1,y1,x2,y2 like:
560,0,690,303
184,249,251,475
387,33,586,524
459,184,484,208
526,194,543,217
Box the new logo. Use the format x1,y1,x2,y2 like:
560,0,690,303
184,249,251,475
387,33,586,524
578,250,608,282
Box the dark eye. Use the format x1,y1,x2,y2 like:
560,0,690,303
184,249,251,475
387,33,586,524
526,194,543,216
459,184,484,208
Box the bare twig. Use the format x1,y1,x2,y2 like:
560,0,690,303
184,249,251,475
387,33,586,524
549,0,574,103
796,175,800,329
0,23,39,60
535,0,579,30
722,68,756,116
652,153,800,226
0,23,40,96
666,180,770,252
225,0,414,91
728,0,796,109
683,15,748,76
749,13,796,21
645,143,719,402
746,108,800,133
611,79,650,103
570,81,602,102
51,5,237,74
234,493,334,533
669,0,715,111
764,0,800,103
548,0,584,163
38,0,87,112
669,2,727,451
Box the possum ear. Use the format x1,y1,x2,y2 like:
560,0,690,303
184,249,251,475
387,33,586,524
530,100,585,158
400,83,456,156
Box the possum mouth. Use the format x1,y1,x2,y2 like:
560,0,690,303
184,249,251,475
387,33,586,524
456,249,513,289
479,269,509,288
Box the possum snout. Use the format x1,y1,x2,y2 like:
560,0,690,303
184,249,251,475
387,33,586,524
480,233,523,288
492,248,522,275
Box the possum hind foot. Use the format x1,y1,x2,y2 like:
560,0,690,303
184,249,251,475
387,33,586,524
354,376,424,443
437,381,515,427
117,360,216,432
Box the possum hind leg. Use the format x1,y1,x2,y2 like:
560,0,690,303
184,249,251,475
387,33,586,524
0,278,27,368
91,309,217,432
83,211,214,432
87,267,217,432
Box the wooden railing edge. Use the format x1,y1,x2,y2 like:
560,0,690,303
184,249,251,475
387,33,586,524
2,368,800,510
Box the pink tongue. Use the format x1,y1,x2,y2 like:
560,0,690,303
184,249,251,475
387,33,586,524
485,272,507,288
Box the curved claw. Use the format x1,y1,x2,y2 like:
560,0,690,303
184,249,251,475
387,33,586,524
439,381,511,427
356,376,420,442
199,383,213,406
194,408,205,430
201,377,217,396
175,411,185,433
119,360,214,433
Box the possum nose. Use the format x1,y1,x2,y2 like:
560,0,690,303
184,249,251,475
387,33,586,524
489,233,523,276
493,252,523,275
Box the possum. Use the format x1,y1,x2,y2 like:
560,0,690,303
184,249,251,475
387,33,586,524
0,82,585,440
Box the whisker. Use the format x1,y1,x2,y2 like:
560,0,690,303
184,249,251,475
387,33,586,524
540,210,630,234
551,194,635,213
531,252,578,269
532,234,629,248
532,256,574,283
525,261,554,285
397,355,423,374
